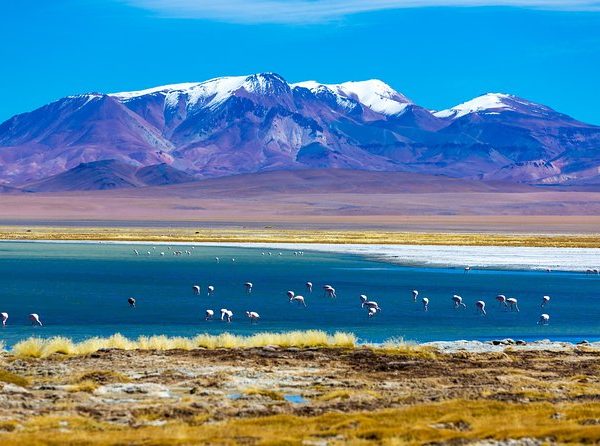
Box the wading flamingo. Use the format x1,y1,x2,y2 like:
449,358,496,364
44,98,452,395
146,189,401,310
207,285,215,296
29,313,43,326
1,312,7,327
246,311,260,323
244,282,253,294
422,297,429,312
359,295,381,312
541,295,550,307
192,285,200,295
290,295,307,307
412,290,419,302
506,297,520,312
306,282,313,293
323,285,336,298
220,309,233,323
452,295,467,309
475,300,486,316
128,297,136,307
496,295,507,307
205,309,214,320
368,307,379,318
538,314,550,325
287,290,295,299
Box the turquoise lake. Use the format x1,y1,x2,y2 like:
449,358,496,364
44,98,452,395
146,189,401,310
0,241,598,346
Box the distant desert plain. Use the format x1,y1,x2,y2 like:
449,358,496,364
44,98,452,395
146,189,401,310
2,170,600,244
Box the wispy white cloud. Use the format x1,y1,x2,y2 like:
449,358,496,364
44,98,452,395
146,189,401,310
123,0,600,24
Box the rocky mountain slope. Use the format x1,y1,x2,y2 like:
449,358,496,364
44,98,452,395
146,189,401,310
0,72,598,189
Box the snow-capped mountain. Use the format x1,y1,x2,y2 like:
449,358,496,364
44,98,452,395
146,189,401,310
434,93,574,120
0,72,599,189
292,79,412,115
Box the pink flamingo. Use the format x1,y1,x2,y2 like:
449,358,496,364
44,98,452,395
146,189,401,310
452,295,466,309
220,309,233,323
359,295,381,312
246,311,260,323
323,285,336,298
541,295,550,308
290,295,307,307
475,300,486,316
29,313,43,326
506,297,520,312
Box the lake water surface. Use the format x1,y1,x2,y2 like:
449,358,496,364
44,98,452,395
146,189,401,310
0,241,598,346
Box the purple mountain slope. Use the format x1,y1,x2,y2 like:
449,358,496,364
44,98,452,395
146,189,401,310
25,160,194,192
0,73,599,189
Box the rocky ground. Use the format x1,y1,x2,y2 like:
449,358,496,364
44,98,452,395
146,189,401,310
1,345,600,445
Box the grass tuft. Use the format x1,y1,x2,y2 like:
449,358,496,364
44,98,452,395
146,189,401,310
375,338,438,359
243,388,285,401
0,369,30,387
10,330,357,358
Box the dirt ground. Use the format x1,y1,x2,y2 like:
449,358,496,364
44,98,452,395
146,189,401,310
1,346,600,445
2,188,600,234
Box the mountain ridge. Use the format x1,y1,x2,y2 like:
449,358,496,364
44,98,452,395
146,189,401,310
1,72,599,190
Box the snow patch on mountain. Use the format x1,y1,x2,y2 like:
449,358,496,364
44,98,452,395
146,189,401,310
293,79,411,115
433,93,557,120
112,73,293,113
110,83,201,101
434,93,517,119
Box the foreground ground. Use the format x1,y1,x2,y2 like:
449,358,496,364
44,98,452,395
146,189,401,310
1,345,599,445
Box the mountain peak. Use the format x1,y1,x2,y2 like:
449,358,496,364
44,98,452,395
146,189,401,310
434,92,558,119
242,72,290,95
292,78,411,115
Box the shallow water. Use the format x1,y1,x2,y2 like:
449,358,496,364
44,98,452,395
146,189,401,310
0,241,598,346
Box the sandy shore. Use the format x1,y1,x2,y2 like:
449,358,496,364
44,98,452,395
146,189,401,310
196,242,600,271
8,237,598,272
0,344,599,445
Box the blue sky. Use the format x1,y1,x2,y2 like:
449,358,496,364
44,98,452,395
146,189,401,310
1,0,599,123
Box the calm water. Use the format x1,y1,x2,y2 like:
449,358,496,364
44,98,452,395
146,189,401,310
0,241,599,346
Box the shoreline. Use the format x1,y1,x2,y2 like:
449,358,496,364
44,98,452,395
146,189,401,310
4,237,599,272
4,332,599,355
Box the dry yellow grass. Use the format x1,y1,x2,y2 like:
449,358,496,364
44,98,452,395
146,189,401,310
374,338,439,359
243,388,285,401
11,331,357,358
0,369,30,387
2,225,600,247
1,400,599,445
